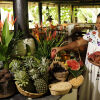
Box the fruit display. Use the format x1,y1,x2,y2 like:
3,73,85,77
88,51,100,65
9,56,49,94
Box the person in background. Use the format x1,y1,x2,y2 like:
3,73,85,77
51,13,100,100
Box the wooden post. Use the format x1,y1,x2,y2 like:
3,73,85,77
13,0,29,34
70,5,74,23
38,2,42,25
58,4,61,24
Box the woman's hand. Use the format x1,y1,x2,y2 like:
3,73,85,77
51,47,61,59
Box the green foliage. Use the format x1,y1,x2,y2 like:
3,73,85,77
35,32,64,60
0,18,14,62
29,68,40,80
77,8,100,23
28,5,39,27
9,59,21,72
61,7,71,23
3,8,13,12
68,65,86,77
42,6,58,26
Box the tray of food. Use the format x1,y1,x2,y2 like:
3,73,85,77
88,51,100,66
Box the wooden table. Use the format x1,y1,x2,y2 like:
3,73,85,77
1,89,77,100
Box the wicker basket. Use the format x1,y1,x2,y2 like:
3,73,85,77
0,91,15,98
49,82,72,95
54,71,69,81
15,82,44,98
50,61,69,81
0,79,16,98
68,75,84,88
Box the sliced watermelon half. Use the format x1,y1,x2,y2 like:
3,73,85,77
66,59,80,70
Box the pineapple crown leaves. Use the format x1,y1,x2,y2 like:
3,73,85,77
37,57,49,74
9,59,21,72
22,56,40,70
14,70,30,87
28,68,40,80
23,56,34,69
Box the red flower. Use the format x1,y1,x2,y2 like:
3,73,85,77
92,31,96,35
66,59,80,70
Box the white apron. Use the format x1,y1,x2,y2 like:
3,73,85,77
79,30,100,100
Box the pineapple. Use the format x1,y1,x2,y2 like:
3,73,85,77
14,70,34,92
14,70,29,87
42,73,49,84
23,56,35,69
28,68,40,80
34,78,48,93
9,59,21,72
38,57,49,75
38,57,49,83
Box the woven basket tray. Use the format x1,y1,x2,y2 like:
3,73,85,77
49,82,72,95
15,82,44,98
68,75,84,88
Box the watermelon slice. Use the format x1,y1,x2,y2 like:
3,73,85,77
66,59,80,70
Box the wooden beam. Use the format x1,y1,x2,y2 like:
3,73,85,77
38,2,42,25
13,0,29,34
58,4,61,24
70,5,73,23
1,0,100,5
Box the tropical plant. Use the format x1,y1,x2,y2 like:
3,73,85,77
0,18,14,68
32,25,64,60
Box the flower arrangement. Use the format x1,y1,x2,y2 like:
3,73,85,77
32,24,64,60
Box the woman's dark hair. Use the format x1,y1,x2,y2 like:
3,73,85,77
97,13,100,17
